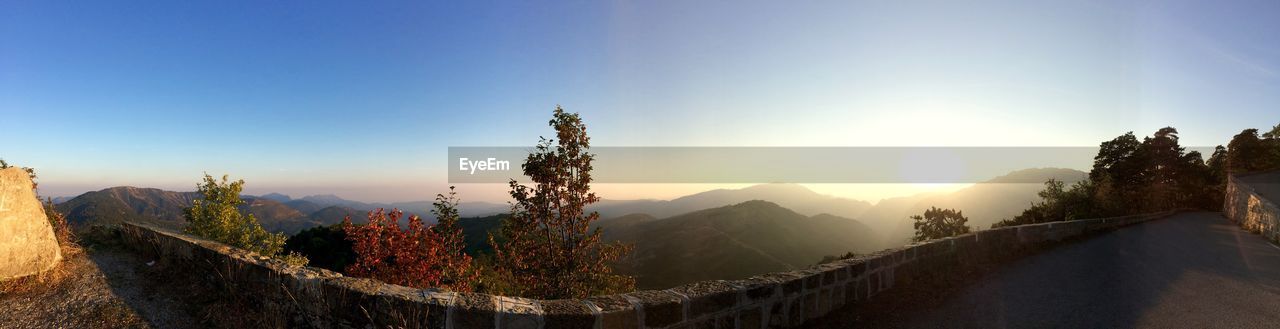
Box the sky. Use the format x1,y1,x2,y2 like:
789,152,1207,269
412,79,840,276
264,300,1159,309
2,0,1278,203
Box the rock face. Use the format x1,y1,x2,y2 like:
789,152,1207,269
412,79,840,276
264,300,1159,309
0,167,61,280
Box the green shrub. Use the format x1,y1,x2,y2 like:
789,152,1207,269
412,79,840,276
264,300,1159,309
183,174,306,266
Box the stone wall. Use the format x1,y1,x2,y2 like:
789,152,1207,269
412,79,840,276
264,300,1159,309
0,167,62,280
117,210,1175,328
1224,172,1280,242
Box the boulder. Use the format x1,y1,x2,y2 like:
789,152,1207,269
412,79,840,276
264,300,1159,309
0,167,62,280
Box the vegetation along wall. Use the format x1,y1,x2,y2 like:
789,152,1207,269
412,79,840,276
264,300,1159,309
117,210,1176,328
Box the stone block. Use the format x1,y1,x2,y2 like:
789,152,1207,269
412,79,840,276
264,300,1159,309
766,301,786,328
801,269,822,290
451,292,498,329
819,287,833,314
953,234,980,266
586,295,638,329
991,228,1022,259
731,278,779,305
368,286,451,328
738,306,762,329
786,297,803,327
771,272,806,297
496,296,543,329
540,300,597,328
803,292,817,320
844,258,868,279
855,277,867,302
821,265,838,286
669,280,738,320
835,264,849,282
627,290,685,328
844,280,856,304
1017,223,1052,245
715,312,735,329
868,271,881,296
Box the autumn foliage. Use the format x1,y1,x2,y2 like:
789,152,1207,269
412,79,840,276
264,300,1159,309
343,188,477,291
322,108,637,297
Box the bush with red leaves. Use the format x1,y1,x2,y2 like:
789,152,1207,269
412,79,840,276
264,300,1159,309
343,188,476,291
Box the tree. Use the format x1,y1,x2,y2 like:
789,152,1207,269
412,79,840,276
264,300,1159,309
183,174,305,265
1263,123,1280,139
489,106,634,299
911,207,971,242
1265,123,1280,170
283,224,355,273
1090,132,1146,215
429,187,468,268
1090,132,1142,185
1083,128,1218,214
1136,127,1211,211
1207,145,1228,184
1226,129,1270,174
428,187,478,289
343,188,477,291
994,179,1101,228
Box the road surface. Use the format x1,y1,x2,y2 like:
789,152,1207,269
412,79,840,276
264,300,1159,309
859,212,1280,328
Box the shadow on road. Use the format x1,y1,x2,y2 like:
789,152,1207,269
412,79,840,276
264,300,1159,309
848,212,1280,328
83,246,203,329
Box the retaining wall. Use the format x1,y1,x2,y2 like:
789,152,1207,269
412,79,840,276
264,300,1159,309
118,210,1174,328
1224,172,1280,242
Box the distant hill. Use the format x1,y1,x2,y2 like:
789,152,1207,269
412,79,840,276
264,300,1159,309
592,183,873,219
604,200,879,290
57,187,200,230
283,199,324,215
58,187,355,235
241,196,306,223
258,192,293,203
446,201,879,290
855,168,1088,248
55,186,514,234
295,194,507,220
592,213,659,233
298,194,353,208
457,214,506,255
307,205,368,224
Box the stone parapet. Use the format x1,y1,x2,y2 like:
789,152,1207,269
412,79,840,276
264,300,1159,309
118,209,1176,328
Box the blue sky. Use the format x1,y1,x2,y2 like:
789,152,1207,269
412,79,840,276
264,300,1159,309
2,1,1278,202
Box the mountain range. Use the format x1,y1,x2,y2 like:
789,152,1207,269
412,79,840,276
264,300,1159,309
590,183,873,219
602,201,879,289
55,189,505,234
56,167,1084,240
452,201,877,290
55,168,1085,288
851,167,1087,246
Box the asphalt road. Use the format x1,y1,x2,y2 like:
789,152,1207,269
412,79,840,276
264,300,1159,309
862,212,1280,328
